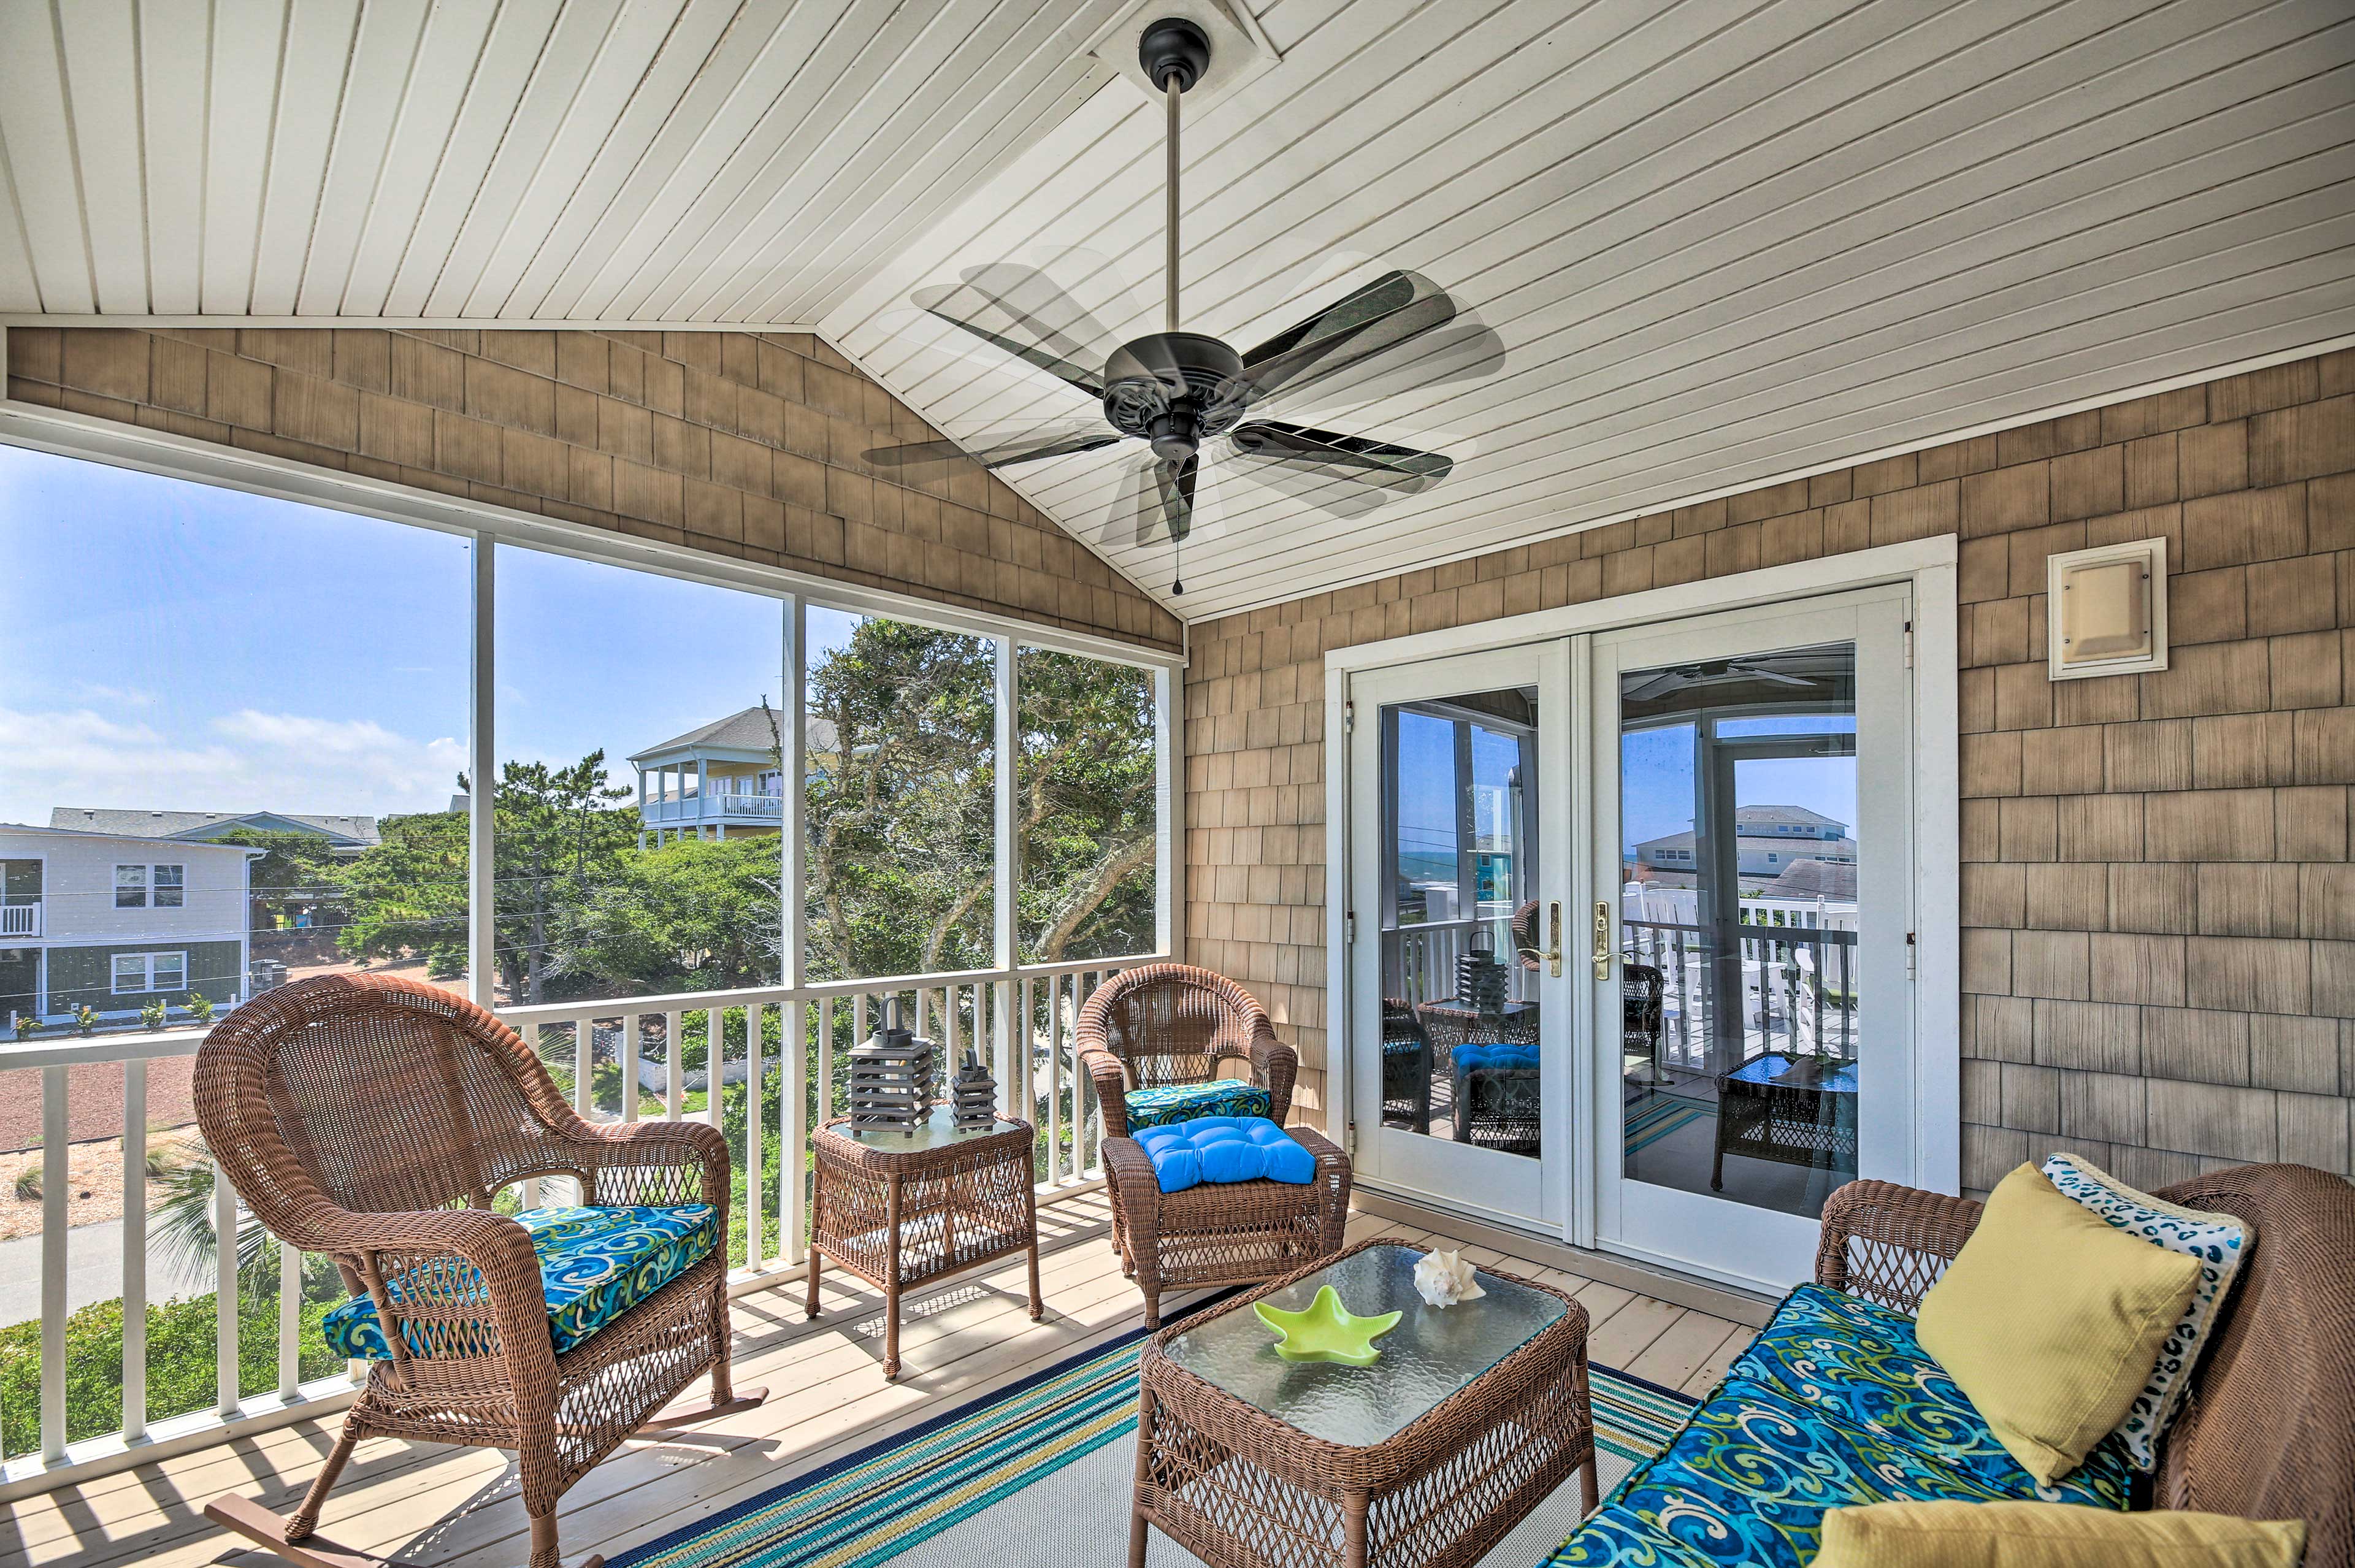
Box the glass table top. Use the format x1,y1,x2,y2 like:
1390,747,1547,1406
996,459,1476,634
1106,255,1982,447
1162,1244,1568,1447
825,1104,1021,1150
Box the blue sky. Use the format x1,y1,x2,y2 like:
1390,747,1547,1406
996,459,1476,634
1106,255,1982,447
0,444,854,827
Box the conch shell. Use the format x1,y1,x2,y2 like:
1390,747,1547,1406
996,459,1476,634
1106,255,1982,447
1412,1248,1486,1309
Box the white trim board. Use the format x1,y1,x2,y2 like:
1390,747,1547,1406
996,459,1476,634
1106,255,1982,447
0,316,831,332
0,397,1185,673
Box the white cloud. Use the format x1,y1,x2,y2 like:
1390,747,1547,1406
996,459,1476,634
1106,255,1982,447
0,705,465,827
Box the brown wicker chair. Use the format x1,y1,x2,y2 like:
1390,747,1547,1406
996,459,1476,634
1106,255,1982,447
193,973,764,1568
1079,965,1347,1326
1817,1164,2355,1566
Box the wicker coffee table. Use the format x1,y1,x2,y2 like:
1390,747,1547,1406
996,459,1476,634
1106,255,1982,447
805,1107,1041,1379
1131,1237,1594,1568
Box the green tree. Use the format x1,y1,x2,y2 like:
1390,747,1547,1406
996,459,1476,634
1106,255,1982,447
218,828,349,934
1016,650,1157,962
560,836,781,993
334,809,470,979
486,755,635,1004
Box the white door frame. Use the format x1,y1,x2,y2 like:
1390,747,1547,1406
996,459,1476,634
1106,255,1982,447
1323,538,1960,1244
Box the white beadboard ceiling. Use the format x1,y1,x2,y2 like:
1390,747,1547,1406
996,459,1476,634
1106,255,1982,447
3,1,2353,622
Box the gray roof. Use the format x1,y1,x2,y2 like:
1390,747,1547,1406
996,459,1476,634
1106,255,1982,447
1733,805,1848,830
1761,859,1860,900
48,808,381,849
1632,828,1859,856
629,707,839,764
1,822,266,854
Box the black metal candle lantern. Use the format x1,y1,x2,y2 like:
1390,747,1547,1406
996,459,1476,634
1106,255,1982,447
951,1047,997,1133
846,998,935,1131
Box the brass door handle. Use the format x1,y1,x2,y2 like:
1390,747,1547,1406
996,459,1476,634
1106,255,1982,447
1547,901,1563,977
1591,901,1612,980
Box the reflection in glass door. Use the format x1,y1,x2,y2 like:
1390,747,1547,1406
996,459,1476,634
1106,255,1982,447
1617,644,1860,1218
1592,594,1911,1289
1349,646,1567,1229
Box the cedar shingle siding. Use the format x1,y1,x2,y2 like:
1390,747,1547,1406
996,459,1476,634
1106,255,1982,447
4,326,1181,653
1184,349,2354,1197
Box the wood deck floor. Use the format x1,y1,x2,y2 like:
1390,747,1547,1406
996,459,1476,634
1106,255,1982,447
1,1193,1756,1568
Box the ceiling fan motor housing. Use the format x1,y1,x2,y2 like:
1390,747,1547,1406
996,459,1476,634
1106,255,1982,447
1102,331,1249,462
1139,17,1211,92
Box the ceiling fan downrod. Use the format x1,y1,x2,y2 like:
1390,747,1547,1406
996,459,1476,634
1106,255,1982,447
1139,17,1208,333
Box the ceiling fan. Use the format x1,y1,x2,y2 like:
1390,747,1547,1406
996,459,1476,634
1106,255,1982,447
864,16,1500,595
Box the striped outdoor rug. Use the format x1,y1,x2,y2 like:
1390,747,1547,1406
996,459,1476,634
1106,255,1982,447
1622,1096,1712,1155
613,1319,1699,1568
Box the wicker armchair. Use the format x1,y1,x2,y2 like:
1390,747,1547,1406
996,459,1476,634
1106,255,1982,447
1817,1165,2355,1566
1078,963,1297,1141
194,974,763,1568
1079,966,1347,1326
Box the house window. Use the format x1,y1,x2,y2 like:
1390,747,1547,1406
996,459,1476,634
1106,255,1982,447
115,864,147,908
153,864,184,908
112,951,186,994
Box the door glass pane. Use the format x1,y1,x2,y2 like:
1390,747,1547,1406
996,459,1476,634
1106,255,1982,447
1617,643,1859,1218
1378,687,1539,1158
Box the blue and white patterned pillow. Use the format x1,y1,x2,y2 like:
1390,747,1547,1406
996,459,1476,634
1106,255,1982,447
2040,1153,2252,1472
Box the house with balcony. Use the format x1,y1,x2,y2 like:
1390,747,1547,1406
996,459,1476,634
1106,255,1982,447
628,707,840,846
0,825,258,1026
0,7,2349,1568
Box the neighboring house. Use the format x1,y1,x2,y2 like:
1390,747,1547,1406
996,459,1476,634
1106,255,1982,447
0,824,260,1024
629,707,840,847
1631,805,1858,880
48,807,381,855
1759,859,1861,902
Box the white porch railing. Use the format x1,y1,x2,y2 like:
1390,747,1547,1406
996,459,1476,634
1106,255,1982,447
639,791,786,828
0,952,1142,1500
0,901,39,938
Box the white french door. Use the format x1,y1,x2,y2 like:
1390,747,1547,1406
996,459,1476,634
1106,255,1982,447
1340,576,1932,1292
1345,643,1572,1230
1587,588,1915,1292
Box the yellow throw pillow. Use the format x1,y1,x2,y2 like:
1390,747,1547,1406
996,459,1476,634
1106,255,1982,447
1916,1163,2201,1485
1815,1500,2306,1567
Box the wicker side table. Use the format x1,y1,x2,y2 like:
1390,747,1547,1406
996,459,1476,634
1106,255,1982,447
805,1107,1041,1379
1132,1237,1594,1568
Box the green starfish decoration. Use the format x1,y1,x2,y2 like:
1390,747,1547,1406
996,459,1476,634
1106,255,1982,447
1253,1285,1403,1366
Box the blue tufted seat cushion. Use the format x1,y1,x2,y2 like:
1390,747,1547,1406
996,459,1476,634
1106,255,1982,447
1123,1080,1273,1130
322,1203,719,1361
1545,1283,2134,1566
1133,1116,1315,1194
1453,1042,1540,1076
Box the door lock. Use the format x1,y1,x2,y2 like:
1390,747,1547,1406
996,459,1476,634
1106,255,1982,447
1545,901,1564,977
1591,900,1612,980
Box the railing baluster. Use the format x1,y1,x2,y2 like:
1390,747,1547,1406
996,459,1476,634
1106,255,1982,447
746,1004,765,1268
621,1012,640,1124
278,1229,301,1399
817,996,834,1129
1047,975,1064,1184
665,1010,684,1122
40,1065,67,1462
708,1009,725,1134
215,1149,239,1417
783,998,806,1267
121,1058,148,1444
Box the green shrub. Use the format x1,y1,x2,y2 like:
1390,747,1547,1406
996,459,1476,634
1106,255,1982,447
185,992,215,1025
71,1005,97,1036
140,999,168,1031
10,1014,34,1042
12,1165,38,1202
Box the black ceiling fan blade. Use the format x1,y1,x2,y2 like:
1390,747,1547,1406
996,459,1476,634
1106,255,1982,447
913,263,1112,397
1227,421,1454,494
1154,455,1198,544
864,421,1122,470
1235,271,1458,405
1255,321,1506,414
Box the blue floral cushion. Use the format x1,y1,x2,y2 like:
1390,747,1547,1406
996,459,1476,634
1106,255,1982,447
1124,1080,1271,1130
1545,1284,2132,1566
322,1204,719,1361
1134,1116,1314,1193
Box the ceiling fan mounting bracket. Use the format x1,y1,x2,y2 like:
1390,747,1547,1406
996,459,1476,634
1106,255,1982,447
1139,17,1211,92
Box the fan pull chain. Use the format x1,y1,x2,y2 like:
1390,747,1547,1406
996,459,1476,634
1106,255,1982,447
1166,75,1182,332
1171,529,1184,597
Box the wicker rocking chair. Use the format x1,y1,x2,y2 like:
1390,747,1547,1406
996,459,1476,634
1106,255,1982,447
193,974,764,1568
1080,965,1350,1326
